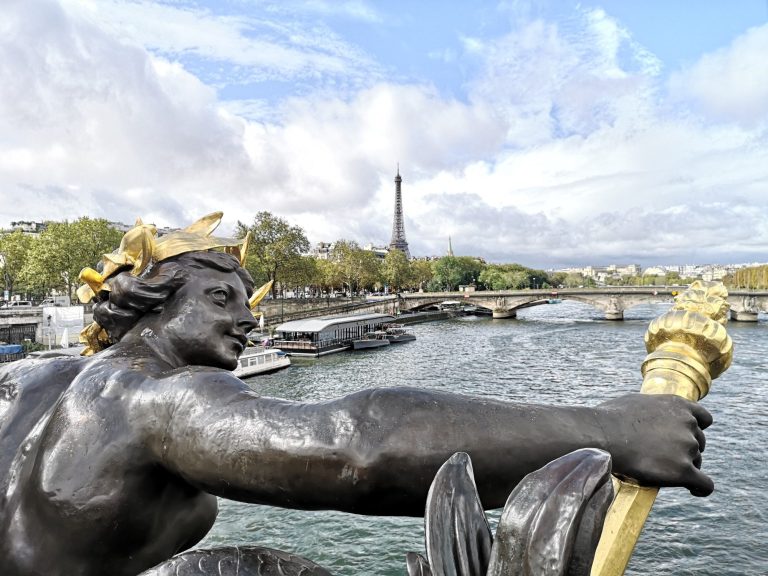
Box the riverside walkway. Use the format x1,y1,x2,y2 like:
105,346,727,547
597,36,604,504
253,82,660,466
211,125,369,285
2,287,767,347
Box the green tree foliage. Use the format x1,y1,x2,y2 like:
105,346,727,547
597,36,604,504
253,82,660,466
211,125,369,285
315,258,343,294
236,212,310,296
478,263,554,290
0,230,33,297
429,256,483,291
563,272,587,288
409,259,433,291
731,265,768,289
382,249,411,292
331,240,381,295
281,256,318,296
20,218,122,299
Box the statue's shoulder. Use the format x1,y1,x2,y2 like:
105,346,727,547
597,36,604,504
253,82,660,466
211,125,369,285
159,365,250,391
0,356,88,478
1,355,86,414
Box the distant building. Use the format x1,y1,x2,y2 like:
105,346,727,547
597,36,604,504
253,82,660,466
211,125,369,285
108,221,177,236
311,242,333,260
363,243,389,260
5,221,47,236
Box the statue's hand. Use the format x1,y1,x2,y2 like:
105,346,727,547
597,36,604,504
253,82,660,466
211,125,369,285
596,393,713,497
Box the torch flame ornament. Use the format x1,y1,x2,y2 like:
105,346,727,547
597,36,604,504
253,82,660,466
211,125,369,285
591,281,733,575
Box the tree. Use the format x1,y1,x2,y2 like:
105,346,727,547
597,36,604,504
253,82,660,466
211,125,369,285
20,218,123,299
315,258,343,295
382,249,411,292
0,230,33,298
409,259,433,291
282,256,318,296
236,212,310,297
330,240,382,295
563,273,586,288
478,263,551,290
429,256,483,291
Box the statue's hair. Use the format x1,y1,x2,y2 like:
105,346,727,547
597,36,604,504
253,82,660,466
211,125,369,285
93,251,254,343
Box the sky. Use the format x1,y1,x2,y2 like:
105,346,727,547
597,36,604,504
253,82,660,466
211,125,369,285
1,0,767,268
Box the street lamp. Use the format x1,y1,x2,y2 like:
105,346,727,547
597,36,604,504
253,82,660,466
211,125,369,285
532,277,537,290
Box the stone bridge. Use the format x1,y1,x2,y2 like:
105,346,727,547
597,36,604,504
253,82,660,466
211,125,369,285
396,287,768,321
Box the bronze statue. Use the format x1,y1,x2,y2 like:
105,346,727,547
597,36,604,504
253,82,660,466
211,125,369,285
0,215,714,575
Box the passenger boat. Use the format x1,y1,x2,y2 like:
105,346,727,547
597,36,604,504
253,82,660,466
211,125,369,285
233,346,291,378
273,313,395,357
352,331,391,350
382,323,416,343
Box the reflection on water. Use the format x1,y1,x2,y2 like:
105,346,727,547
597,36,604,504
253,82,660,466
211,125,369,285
199,301,768,575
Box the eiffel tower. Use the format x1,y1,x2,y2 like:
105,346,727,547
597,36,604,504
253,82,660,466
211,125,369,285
389,165,411,259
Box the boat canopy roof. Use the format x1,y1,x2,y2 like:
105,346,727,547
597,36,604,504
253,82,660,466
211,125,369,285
276,313,395,334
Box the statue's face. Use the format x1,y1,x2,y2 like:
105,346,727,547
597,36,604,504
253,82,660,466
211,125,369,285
154,266,256,370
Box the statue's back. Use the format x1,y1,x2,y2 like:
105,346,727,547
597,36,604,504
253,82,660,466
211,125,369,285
0,356,84,513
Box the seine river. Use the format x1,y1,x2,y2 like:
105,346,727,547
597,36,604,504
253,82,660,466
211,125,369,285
199,301,767,575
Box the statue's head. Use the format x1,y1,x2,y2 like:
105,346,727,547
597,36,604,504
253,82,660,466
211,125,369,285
77,213,263,369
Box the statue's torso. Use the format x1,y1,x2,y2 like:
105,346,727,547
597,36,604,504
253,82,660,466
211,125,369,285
0,352,218,576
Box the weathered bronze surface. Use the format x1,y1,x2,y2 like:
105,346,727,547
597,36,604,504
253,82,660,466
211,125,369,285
0,217,717,575
410,449,613,576
591,281,733,576
139,546,332,575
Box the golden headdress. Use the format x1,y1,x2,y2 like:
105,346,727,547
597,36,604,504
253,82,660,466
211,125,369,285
77,212,267,355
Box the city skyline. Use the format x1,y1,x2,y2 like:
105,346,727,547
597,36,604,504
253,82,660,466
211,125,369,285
1,1,767,267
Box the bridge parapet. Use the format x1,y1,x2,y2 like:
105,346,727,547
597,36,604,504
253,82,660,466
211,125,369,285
374,288,768,323
398,289,680,320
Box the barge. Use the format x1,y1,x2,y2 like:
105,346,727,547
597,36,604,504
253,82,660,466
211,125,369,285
273,313,395,357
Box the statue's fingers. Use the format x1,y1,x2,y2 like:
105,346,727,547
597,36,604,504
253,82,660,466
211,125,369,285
690,403,713,430
694,427,706,453
687,467,714,497
692,452,702,470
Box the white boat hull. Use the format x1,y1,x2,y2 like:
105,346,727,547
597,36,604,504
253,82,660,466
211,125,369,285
233,347,291,378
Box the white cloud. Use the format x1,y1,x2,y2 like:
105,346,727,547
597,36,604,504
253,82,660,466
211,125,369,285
465,9,662,145
669,24,768,127
1,1,766,267
61,0,382,90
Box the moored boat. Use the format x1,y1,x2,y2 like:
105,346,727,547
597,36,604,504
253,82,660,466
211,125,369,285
273,313,395,357
233,346,291,378
382,323,416,343
351,331,391,350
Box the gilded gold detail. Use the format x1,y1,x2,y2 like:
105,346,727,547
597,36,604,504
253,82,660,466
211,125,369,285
591,281,734,576
249,280,273,312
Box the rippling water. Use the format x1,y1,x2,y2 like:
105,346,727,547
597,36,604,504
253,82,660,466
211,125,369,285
199,302,768,575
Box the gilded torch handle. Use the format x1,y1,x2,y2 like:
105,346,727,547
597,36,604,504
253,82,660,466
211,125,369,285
591,281,733,576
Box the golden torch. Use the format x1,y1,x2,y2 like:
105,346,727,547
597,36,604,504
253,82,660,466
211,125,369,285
591,281,734,576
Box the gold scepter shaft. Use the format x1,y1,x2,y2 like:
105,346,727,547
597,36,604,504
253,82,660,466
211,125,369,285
591,281,734,576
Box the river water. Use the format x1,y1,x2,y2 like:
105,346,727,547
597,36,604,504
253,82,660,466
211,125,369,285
199,301,767,575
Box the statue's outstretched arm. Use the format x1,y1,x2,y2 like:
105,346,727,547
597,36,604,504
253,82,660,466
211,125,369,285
143,371,710,516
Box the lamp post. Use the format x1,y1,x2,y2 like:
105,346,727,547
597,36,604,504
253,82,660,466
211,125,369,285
532,277,537,290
